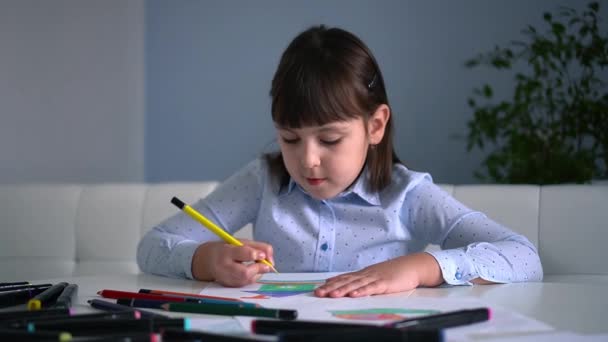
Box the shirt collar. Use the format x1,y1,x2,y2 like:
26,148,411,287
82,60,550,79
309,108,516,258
279,166,381,206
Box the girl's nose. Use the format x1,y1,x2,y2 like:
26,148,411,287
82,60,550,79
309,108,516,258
301,143,321,169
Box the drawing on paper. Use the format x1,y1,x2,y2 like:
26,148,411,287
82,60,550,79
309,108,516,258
329,308,440,321
241,279,324,298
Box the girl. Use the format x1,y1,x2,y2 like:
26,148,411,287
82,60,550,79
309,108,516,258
137,25,543,298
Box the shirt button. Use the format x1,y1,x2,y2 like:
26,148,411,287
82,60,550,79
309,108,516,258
455,272,462,280
321,243,328,251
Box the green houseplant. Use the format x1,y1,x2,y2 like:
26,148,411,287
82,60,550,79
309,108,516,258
465,2,607,184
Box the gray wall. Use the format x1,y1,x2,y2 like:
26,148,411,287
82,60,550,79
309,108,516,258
0,0,144,183
146,0,591,184
0,1,596,184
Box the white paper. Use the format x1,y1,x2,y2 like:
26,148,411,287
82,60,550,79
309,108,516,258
198,273,554,342
479,331,608,342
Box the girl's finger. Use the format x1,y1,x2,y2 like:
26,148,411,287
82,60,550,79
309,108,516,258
230,245,265,262
241,240,274,262
327,276,375,298
315,274,362,297
347,280,386,297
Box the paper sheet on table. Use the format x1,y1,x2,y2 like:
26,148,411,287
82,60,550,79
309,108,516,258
199,273,554,341
480,331,608,342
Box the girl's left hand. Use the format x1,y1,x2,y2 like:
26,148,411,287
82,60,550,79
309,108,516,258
314,252,443,298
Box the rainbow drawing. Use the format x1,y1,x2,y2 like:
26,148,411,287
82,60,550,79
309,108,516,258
329,308,440,321
242,279,324,298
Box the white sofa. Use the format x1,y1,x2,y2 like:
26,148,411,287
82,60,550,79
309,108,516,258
1,182,607,283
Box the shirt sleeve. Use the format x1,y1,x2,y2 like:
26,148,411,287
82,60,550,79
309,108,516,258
136,159,265,279
404,177,543,285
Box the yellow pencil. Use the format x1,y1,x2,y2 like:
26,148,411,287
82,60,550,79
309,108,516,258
171,196,278,273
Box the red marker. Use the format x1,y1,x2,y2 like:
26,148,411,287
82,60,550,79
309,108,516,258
97,290,189,303
138,288,241,302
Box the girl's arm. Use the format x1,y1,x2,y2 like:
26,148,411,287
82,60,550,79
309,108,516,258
409,179,544,285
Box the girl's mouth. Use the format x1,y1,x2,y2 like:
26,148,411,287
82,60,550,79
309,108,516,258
306,178,325,186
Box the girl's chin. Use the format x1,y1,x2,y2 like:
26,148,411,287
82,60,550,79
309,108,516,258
306,187,341,201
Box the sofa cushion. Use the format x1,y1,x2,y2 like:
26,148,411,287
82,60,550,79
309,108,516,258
0,185,81,280
539,185,608,275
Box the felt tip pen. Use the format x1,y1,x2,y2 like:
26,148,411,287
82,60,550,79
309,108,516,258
0,281,30,287
138,288,242,302
88,299,169,319
252,307,490,334
252,320,362,334
171,196,278,273
53,284,78,309
161,302,297,320
63,332,161,342
0,307,71,322
28,282,69,311
0,286,52,308
0,283,50,292
6,311,141,329
277,328,443,342
162,328,275,341
117,298,260,309
116,298,172,309
0,328,72,341
100,288,251,306
98,289,194,302
27,317,190,335
390,307,491,330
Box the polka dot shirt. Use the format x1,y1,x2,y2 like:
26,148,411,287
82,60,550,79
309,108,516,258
137,158,543,285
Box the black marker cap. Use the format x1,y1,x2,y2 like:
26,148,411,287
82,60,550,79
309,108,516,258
171,197,185,209
277,309,298,320
278,328,443,342
162,328,266,341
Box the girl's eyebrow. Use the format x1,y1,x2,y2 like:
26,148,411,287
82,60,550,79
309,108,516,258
275,123,350,133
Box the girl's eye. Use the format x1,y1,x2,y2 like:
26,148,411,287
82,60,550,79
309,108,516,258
321,138,341,145
281,137,299,144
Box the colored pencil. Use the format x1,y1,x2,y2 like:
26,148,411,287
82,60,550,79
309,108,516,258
171,196,278,273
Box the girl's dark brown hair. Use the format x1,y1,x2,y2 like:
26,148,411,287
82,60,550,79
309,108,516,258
266,25,401,192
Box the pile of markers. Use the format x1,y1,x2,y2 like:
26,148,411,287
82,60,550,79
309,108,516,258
0,280,477,341
0,281,263,341
92,287,448,342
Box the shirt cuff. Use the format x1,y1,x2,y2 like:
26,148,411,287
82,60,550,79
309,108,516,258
171,240,200,279
426,249,478,285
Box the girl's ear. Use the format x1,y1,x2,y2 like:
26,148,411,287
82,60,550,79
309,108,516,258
368,104,390,145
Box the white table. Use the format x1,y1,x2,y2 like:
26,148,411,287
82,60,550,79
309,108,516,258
26,274,608,336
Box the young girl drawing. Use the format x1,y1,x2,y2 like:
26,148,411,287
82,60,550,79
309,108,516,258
137,25,543,297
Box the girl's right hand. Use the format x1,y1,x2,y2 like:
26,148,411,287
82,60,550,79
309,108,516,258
191,240,274,287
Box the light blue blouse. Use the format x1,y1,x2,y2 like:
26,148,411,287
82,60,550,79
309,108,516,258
137,158,543,285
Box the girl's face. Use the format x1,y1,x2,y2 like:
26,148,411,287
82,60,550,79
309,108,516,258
276,105,389,200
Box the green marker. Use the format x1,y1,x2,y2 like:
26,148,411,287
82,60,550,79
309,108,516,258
161,302,297,320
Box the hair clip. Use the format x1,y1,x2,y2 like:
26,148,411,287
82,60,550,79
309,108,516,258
368,73,377,89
